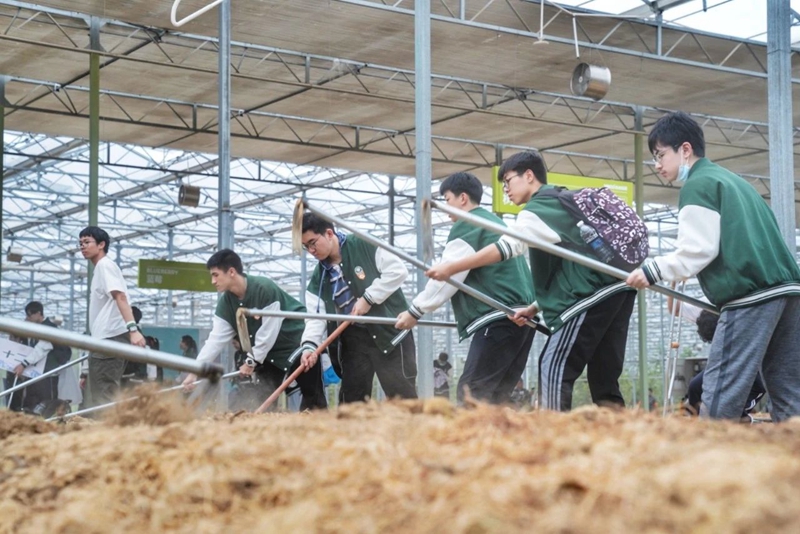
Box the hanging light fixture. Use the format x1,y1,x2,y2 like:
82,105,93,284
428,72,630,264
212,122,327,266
178,184,201,207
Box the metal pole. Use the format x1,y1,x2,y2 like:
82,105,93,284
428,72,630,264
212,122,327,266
304,202,549,334
217,0,234,251
87,17,102,329
388,175,396,246
241,308,457,328
415,0,434,399
300,190,308,305
429,200,716,312
767,0,796,253
0,75,5,309
217,0,233,412
28,271,34,302
634,106,648,410
69,254,76,331
0,354,89,399
167,228,174,326
0,317,224,378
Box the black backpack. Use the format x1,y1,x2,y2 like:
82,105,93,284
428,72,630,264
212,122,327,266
42,318,72,371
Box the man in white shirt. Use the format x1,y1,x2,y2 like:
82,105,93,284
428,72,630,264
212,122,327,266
79,226,145,407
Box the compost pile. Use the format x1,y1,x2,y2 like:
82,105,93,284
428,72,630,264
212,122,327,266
1,398,800,534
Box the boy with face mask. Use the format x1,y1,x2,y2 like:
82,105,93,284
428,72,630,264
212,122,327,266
627,111,800,421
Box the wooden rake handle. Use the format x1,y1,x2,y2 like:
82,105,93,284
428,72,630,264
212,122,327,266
254,320,352,414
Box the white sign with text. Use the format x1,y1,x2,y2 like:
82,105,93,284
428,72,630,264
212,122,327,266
0,338,46,378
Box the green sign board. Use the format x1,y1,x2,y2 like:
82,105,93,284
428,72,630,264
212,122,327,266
138,259,216,292
491,167,635,215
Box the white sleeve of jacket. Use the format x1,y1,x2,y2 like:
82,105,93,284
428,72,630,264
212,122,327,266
643,205,720,283
409,239,474,317
301,290,328,350
195,316,236,364
362,247,409,306
25,340,53,366
495,209,562,261
251,302,283,364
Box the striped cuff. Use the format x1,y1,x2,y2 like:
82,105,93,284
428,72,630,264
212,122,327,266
641,260,662,285
301,342,318,353
362,292,375,306
408,305,424,320
495,241,511,261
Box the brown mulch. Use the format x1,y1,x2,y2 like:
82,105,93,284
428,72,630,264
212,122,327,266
1,398,800,533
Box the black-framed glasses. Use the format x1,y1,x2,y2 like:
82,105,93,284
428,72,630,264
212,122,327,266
501,173,521,189
302,237,321,252
78,239,96,248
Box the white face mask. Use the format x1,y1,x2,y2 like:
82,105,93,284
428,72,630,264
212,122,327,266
677,151,690,182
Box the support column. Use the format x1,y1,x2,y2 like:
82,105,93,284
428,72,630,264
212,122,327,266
0,76,6,308
217,1,233,412
69,254,76,331
415,0,433,399
767,0,796,252
217,0,234,251
634,106,648,410
300,190,308,305
87,18,102,327
28,272,34,302
167,228,174,327
388,176,396,246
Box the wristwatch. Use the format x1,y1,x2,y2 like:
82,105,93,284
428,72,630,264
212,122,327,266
126,321,138,333
245,357,256,368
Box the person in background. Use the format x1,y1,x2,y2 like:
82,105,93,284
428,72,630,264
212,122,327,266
433,352,453,399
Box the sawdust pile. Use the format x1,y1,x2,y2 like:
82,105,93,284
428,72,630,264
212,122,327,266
2,400,800,533
0,411,56,441
103,384,195,427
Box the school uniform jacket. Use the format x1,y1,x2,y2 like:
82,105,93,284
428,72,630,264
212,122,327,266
303,234,410,355
407,206,535,340
495,184,633,333
196,275,315,372
641,158,800,310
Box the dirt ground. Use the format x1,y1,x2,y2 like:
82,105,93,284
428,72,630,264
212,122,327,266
2,394,800,534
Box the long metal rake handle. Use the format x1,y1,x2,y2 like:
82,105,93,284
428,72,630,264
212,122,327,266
428,199,718,315
240,308,458,328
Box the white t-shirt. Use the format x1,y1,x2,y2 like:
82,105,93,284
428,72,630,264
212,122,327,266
89,256,129,339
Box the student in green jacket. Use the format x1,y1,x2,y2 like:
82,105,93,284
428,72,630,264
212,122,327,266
299,213,418,403
395,172,536,404
182,249,327,410
627,111,800,421
428,151,636,412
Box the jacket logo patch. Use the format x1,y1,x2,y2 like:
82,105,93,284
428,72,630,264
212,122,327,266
354,266,366,280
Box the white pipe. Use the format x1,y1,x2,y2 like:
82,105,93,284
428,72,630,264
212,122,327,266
171,0,226,27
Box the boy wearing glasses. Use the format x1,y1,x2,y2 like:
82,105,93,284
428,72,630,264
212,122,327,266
79,226,146,408
299,212,417,403
627,111,800,421
427,151,636,412
395,172,536,404
181,249,327,410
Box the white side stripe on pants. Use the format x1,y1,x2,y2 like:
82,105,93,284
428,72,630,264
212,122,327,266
541,312,585,410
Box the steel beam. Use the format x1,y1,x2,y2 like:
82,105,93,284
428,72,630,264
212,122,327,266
767,0,797,252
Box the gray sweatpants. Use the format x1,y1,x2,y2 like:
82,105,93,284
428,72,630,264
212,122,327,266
701,296,800,422
87,333,130,409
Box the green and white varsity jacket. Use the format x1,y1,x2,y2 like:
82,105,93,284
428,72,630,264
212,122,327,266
408,206,535,340
303,234,410,355
641,158,800,310
196,275,313,372
495,184,633,333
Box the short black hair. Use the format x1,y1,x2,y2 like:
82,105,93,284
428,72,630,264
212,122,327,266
302,212,334,235
439,172,483,204
131,306,143,324
79,226,110,253
696,310,718,344
498,150,548,185
438,352,449,361
647,111,706,158
25,301,43,317
206,249,243,275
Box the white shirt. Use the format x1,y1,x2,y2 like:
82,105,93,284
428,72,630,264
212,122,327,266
89,256,129,339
